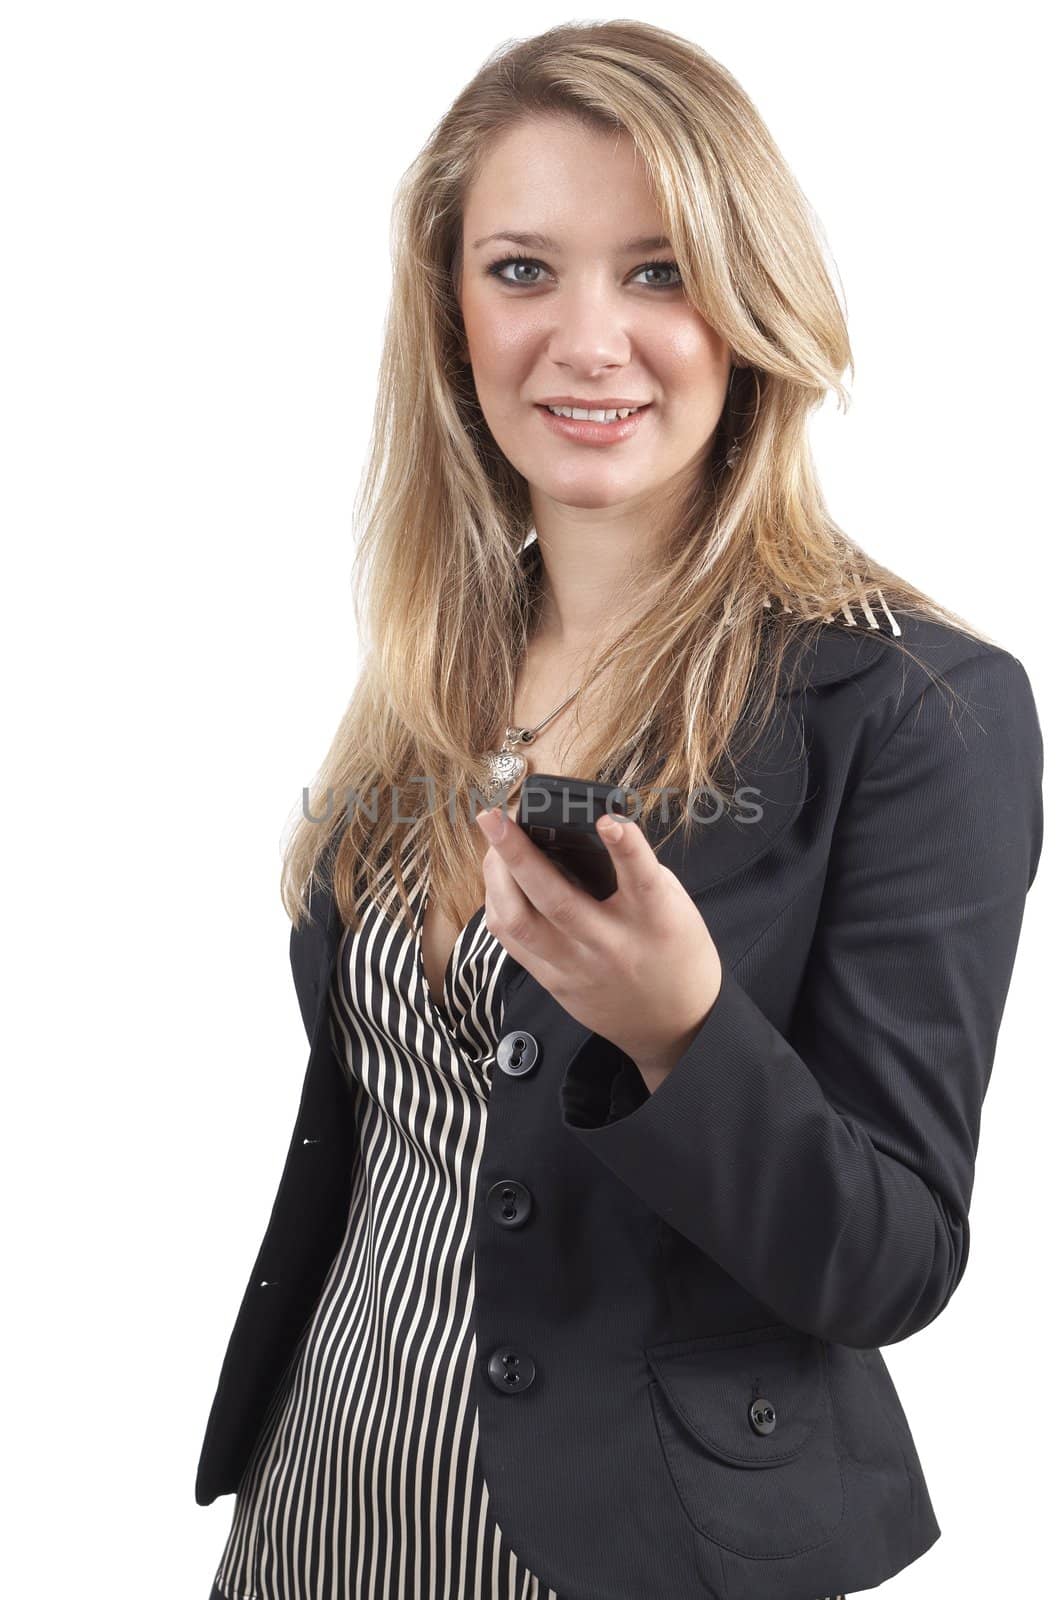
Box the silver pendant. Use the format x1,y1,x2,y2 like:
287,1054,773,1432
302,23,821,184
481,727,533,803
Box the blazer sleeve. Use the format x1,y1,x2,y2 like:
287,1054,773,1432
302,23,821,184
559,647,1045,1349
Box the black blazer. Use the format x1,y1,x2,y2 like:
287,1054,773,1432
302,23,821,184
195,610,1044,1600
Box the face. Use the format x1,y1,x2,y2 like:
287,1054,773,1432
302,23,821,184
456,114,733,519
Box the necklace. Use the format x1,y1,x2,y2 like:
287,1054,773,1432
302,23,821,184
481,682,584,803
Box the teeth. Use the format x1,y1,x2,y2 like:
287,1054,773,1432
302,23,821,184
545,405,642,422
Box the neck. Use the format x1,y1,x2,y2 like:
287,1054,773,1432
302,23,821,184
526,516,657,652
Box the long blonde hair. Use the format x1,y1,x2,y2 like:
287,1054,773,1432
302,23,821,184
280,18,993,936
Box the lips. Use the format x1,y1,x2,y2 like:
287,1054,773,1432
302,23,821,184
534,402,652,447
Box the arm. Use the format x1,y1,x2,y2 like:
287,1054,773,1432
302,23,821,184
559,649,1044,1347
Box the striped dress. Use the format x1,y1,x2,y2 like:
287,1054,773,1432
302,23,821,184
211,822,561,1600
209,819,845,1600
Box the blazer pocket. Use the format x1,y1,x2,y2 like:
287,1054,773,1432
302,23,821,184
645,1323,846,1559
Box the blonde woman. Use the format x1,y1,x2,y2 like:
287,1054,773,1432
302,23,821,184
196,21,1043,1600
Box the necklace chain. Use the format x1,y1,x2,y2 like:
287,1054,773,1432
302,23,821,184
481,680,585,804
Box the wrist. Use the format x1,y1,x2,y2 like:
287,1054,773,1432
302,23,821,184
629,988,720,1091
631,1026,699,1092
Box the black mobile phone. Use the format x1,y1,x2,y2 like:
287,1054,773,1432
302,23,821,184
513,774,630,900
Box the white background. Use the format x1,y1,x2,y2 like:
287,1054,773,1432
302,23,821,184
3,3,1052,1595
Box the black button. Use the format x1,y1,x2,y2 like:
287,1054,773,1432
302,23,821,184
496,1030,539,1076
749,1396,777,1435
487,1348,536,1393
486,1179,533,1228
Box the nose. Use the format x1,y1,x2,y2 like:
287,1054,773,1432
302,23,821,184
545,281,633,374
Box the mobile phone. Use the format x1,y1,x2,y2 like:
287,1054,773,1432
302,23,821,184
513,774,630,900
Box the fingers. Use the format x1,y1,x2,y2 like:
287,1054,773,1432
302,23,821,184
595,813,667,908
476,807,597,938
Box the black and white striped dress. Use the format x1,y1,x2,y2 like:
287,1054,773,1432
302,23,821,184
211,822,562,1600
210,819,845,1600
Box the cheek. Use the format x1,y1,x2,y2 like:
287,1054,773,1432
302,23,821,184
648,327,730,440
649,310,725,384
463,294,539,371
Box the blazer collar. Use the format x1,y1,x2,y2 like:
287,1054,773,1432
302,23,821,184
772,608,895,694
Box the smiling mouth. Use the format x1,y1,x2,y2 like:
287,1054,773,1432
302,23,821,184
536,402,652,425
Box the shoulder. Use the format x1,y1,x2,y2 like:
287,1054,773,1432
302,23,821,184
770,601,1042,814
774,595,1037,716
809,610,1041,876
840,608,1038,746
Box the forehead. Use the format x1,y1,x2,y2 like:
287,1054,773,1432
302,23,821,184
462,115,663,246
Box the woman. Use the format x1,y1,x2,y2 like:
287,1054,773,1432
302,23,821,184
196,20,1043,1600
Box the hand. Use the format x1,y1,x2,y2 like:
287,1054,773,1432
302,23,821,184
474,806,723,1088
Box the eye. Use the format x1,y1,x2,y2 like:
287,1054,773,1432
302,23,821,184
486,253,683,290
487,254,547,286
631,259,683,289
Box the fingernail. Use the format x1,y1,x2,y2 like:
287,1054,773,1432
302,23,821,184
477,808,506,840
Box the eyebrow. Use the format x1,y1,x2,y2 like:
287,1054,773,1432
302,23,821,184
472,230,672,253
